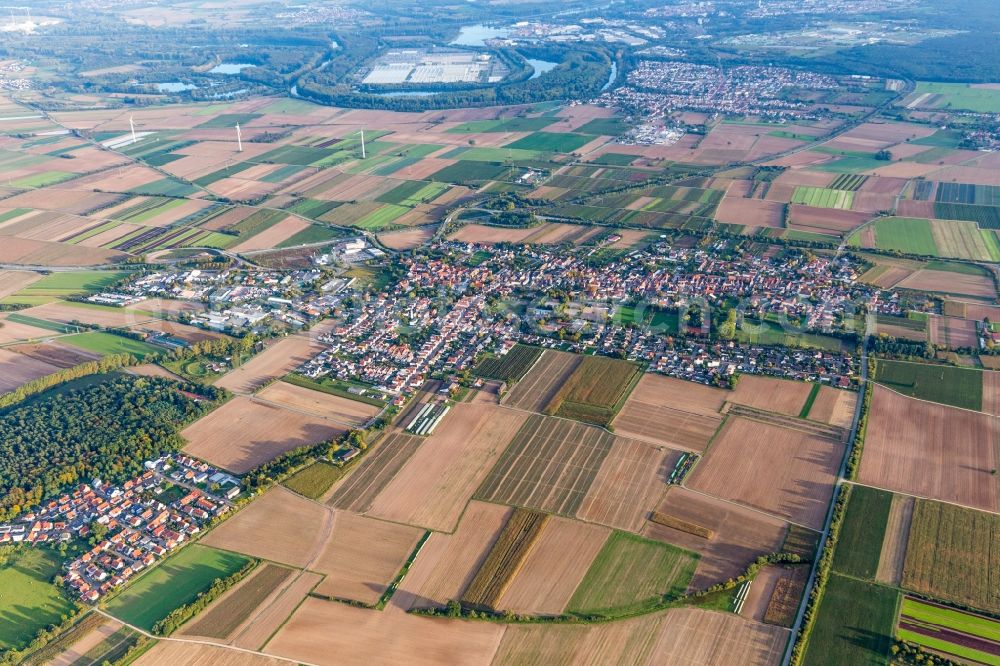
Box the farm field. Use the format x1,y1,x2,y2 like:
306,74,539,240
282,461,346,499
688,416,843,529
806,387,858,429
0,548,76,651
831,485,892,580
180,564,294,639
229,571,322,651
612,382,723,451
802,573,898,666
472,343,542,382
461,508,549,610
544,355,643,426
62,331,164,359
367,404,528,532
0,347,61,392
213,335,321,393
790,186,855,209
105,545,251,631
896,596,1000,666
728,375,815,417
501,349,581,412
181,396,347,473
132,641,285,666
326,431,424,512
474,413,615,516
567,531,697,614
858,385,999,513
902,499,1000,614
643,487,790,590
872,359,983,410
907,82,1000,113
255,380,381,427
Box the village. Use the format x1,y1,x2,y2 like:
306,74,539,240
0,455,239,603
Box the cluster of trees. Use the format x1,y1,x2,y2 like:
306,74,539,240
870,335,933,359
0,375,221,521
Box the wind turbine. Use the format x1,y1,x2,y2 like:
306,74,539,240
235,122,243,152
355,130,366,159
129,115,137,145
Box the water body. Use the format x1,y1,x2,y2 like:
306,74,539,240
602,62,618,91
450,24,509,47
527,59,558,79
209,62,256,75
370,91,438,98
156,82,197,93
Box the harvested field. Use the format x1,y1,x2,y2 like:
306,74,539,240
214,335,321,393
181,396,347,474
787,205,869,235
0,236,123,266
643,487,789,590
264,597,506,666
984,371,1000,417
448,223,585,245
743,565,793,624
729,375,814,417
231,571,322,651
47,617,125,666
689,417,843,530
232,216,310,252
367,404,528,532
0,317,58,344
202,487,329,568
326,431,423,512
0,347,59,392
496,517,610,616
134,642,284,666
474,414,615,516
312,512,424,605
462,508,548,610
929,315,978,349
613,379,724,451
575,438,677,532
806,387,857,429
875,494,914,586
256,380,380,427
858,385,999,513
6,342,100,368
759,566,809,628
377,226,436,250
714,198,785,228
17,301,155,328
502,349,581,412
897,269,997,299
0,270,40,297
394,501,512,612
903,499,1000,614
180,564,294,640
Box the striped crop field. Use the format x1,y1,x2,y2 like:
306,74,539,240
897,596,1000,666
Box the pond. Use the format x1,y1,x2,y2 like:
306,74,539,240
450,24,509,47
209,62,256,75
526,59,558,80
156,82,197,93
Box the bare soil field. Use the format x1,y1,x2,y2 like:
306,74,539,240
983,371,1000,417
610,229,653,248
613,386,724,452
575,438,676,532
135,319,221,344
448,223,586,245
135,642,285,666
495,608,787,666
7,341,100,368
729,376,814,416
0,347,59,392
230,570,322,651
740,565,790,623
689,417,843,530
325,431,424,512
202,486,330,568
377,226,436,250
714,198,785,228
256,381,380,427
643,487,789,590
49,617,124,666
495,517,610,615
897,270,997,299
929,165,1000,186
181,396,346,474
393,501,512,611
0,315,56,345
502,349,580,412
0,269,40,297
876,494,914,586
806,387,857,429
0,235,123,265
265,597,507,666
312,511,424,605
858,385,1000,513
232,216,310,252
18,302,154,327
787,205,870,235
929,315,978,349
214,335,322,393
620,373,728,422
368,404,528,532
179,564,295,641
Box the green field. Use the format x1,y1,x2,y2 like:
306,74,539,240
790,186,855,210
576,118,630,136
352,204,409,230
4,313,81,333
504,131,592,153
282,461,348,499
567,531,697,614
869,217,939,256
10,170,76,188
196,113,262,129
105,545,251,630
448,117,555,133
872,359,982,411
814,156,890,173
803,573,898,665
831,486,892,580
378,180,449,207
0,548,77,651
63,331,164,360
444,146,545,162
911,82,1000,114
131,178,197,197
897,597,1000,666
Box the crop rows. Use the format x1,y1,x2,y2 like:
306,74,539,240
934,201,1000,229
829,174,868,191
897,596,1000,665
790,186,855,210
327,432,423,512
546,355,643,426
473,344,542,382
460,508,548,610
